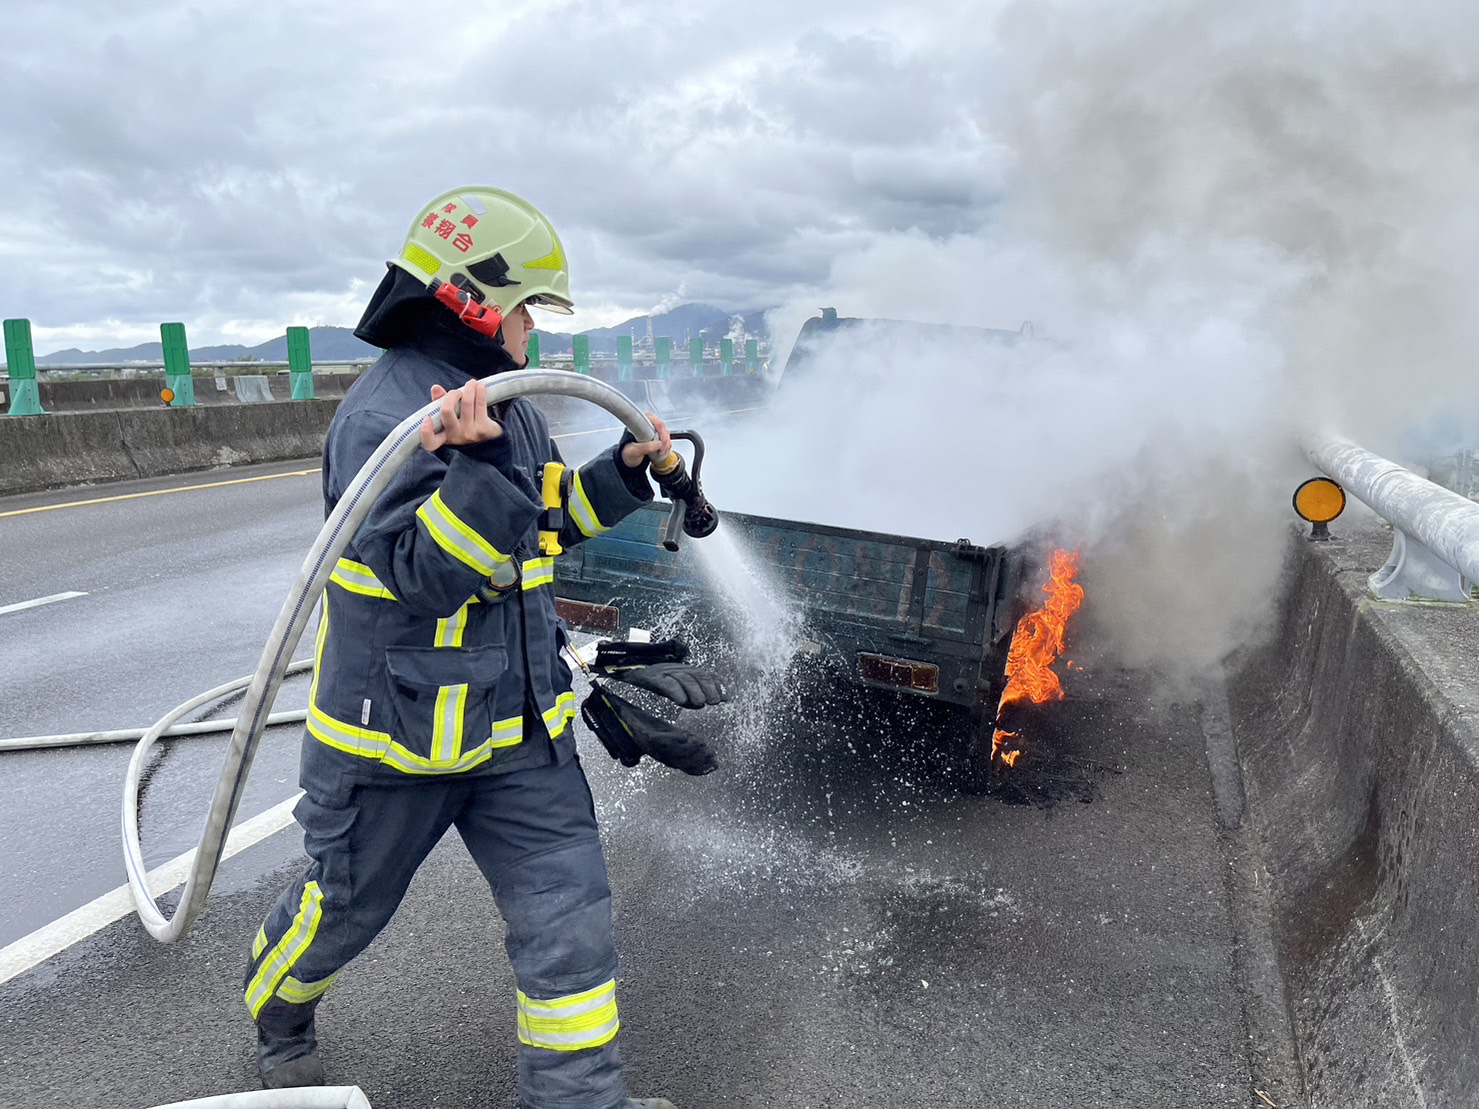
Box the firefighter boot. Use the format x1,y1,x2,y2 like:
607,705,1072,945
256,1000,326,1089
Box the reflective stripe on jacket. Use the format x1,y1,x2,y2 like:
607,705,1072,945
303,344,652,787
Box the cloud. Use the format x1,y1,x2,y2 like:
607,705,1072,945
0,0,1007,353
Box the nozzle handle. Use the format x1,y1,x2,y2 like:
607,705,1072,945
652,430,718,551
663,503,684,553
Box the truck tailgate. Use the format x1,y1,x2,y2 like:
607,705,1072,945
556,502,1011,708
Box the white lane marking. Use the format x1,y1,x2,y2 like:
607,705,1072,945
0,591,88,616
0,792,304,986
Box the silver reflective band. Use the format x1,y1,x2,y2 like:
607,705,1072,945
519,1016,620,1048
516,978,621,1051
416,490,510,575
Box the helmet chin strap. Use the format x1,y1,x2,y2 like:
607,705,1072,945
429,278,505,338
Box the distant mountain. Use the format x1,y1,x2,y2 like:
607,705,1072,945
241,328,380,361
36,326,378,365
38,342,167,364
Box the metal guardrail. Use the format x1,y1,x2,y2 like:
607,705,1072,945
13,360,376,372
1307,437,1479,602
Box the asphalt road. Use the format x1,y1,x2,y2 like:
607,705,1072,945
0,428,1279,1108
0,460,325,945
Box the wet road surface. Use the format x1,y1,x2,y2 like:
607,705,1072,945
0,460,324,946
0,420,1277,1107
0,653,1265,1107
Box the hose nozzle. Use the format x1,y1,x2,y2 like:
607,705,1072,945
650,431,719,552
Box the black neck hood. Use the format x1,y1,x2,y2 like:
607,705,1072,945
354,266,521,378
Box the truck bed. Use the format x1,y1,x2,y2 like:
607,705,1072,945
555,502,1020,713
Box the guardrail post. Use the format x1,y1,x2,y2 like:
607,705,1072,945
286,326,315,400
1452,449,1479,500
745,338,759,374
160,322,196,406
655,337,671,380
689,337,703,377
573,334,590,375
1370,532,1469,602
720,338,734,377
2,318,46,415
527,331,541,368
617,335,634,381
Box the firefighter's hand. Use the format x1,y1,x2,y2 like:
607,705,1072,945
421,381,503,451
621,413,671,468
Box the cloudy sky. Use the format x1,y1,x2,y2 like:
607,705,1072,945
0,0,1004,354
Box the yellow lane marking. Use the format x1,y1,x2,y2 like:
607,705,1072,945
0,469,322,519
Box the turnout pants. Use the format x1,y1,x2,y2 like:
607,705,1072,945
244,755,627,1109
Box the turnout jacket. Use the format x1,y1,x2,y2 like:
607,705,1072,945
303,303,652,791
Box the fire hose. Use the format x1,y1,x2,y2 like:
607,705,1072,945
122,369,718,944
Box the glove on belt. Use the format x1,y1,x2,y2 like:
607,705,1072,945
581,681,719,776
591,639,729,709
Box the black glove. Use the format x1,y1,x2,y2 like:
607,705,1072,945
580,681,719,776
591,639,728,709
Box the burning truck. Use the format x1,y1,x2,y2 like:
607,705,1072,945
554,310,1085,793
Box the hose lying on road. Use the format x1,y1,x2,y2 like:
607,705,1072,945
0,707,309,753
145,1086,372,1109
123,371,660,943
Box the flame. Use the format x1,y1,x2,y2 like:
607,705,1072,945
991,549,1085,767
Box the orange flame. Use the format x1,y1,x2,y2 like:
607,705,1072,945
991,549,1085,767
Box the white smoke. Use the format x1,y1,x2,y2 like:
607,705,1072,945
649,284,689,317
711,0,1479,686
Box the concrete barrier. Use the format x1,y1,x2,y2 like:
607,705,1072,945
26,372,768,418
1228,521,1479,1106
526,375,774,435
1,375,777,497
31,373,362,412
0,401,339,496
659,374,770,413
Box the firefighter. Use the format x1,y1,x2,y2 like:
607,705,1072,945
244,187,706,1108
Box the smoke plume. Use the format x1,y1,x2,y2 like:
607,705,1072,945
708,0,1479,686
650,285,690,318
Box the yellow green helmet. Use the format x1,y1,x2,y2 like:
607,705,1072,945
391,186,574,315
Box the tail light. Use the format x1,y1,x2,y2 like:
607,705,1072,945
555,598,621,633
859,653,940,694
